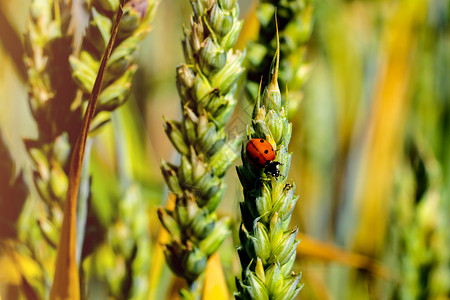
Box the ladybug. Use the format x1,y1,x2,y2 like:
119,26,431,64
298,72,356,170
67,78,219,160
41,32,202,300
246,138,281,178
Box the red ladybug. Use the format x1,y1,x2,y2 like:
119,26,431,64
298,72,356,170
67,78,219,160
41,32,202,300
246,138,281,178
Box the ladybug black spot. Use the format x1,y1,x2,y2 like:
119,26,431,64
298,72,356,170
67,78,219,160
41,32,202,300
260,139,264,143
264,161,281,178
264,150,268,154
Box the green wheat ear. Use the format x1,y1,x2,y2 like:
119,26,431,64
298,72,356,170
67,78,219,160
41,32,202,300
158,0,244,295
24,0,156,213
70,0,157,130
235,20,303,300
246,0,313,118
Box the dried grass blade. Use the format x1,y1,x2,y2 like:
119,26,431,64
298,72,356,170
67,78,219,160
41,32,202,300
297,233,391,280
49,2,126,299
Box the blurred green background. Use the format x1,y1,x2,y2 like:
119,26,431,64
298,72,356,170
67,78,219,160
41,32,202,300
0,0,449,299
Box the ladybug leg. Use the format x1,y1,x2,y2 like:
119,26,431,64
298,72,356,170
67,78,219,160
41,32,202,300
275,144,284,154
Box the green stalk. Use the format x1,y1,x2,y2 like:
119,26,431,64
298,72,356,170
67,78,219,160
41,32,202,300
236,28,302,299
246,0,313,118
157,0,244,295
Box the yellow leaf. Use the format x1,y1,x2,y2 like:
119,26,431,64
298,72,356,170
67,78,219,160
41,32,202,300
202,253,229,300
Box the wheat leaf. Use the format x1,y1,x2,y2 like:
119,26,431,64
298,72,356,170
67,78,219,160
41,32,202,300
49,2,126,299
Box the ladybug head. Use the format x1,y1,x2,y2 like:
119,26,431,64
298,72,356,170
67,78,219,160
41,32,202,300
264,161,281,178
